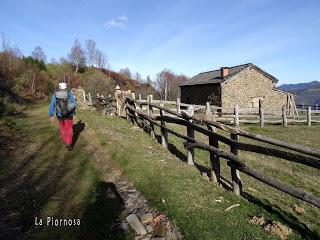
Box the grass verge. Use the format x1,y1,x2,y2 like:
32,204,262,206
79,109,320,240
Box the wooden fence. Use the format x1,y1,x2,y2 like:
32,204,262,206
121,94,320,127
123,94,320,208
85,89,320,127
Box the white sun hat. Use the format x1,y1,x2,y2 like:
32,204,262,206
58,82,67,90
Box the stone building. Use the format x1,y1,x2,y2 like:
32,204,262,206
179,63,295,109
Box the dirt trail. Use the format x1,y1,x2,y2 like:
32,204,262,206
0,108,180,239
83,126,154,215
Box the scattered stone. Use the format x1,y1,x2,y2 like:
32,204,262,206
292,204,305,215
145,225,153,233
161,199,166,203
152,214,165,224
141,234,152,240
171,231,178,240
165,229,173,240
249,216,292,240
126,214,147,235
201,172,210,181
153,224,166,237
248,187,258,192
224,203,240,212
140,213,153,224
249,216,266,226
264,221,292,240
151,237,166,240
130,126,141,131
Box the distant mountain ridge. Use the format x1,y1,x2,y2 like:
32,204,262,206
278,81,320,105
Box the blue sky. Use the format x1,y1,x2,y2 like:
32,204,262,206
0,0,319,84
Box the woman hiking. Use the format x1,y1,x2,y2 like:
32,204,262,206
49,82,77,150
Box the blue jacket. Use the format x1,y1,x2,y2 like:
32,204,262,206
49,91,77,117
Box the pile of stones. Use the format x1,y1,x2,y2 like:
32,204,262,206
125,211,182,240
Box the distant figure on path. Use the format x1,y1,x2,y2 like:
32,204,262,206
49,82,77,150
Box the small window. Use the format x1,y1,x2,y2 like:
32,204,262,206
252,97,264,108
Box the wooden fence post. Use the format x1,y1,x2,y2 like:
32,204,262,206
206,102,211,117
176,98,181,114
230,133,242,196
125,101,130,122
88,92,92,105
259,99,264,127
115,90,121,117
147,96,150,115
149,95,155,140
307,106,311,127
282,105,287,127
206,102,220,183
160,102,168,148
131,93,138,124
234,105,239,127
187,105,195,165
138,94,145,129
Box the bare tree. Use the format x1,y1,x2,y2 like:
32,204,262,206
68,39,85,75
155,69,184,100
155,69,175,100
1,33,13,73
85,39,96,67
95,49,108,69
155,72,166,100
146,75,153,87
120,67,132,79
134,72,142,81
0,33,23,90
31,46,47,62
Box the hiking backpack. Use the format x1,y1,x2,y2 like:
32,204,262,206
55,89,70,116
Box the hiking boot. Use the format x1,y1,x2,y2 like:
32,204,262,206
65,144,73,151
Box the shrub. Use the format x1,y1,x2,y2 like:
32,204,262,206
0,96,19,116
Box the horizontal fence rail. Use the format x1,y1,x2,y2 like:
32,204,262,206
124,96,320,128
123,94,320,208
86,89,320,127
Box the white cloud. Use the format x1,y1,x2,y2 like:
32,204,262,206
104,15,128,29
118,15,127,21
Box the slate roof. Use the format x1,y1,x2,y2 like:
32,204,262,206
180,63,279,87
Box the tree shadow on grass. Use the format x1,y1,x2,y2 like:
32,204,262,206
0,131,72,240
125,116,319,239
72,120,86,147
1,121,95,240
79,182,127,240
241,191,320,240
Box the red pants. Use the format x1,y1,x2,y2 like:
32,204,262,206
58,117,73,145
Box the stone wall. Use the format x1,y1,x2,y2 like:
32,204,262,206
221,67,288,109
180,83,221,105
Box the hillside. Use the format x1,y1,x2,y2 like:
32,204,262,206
279,81,320,105
98,68,156,97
